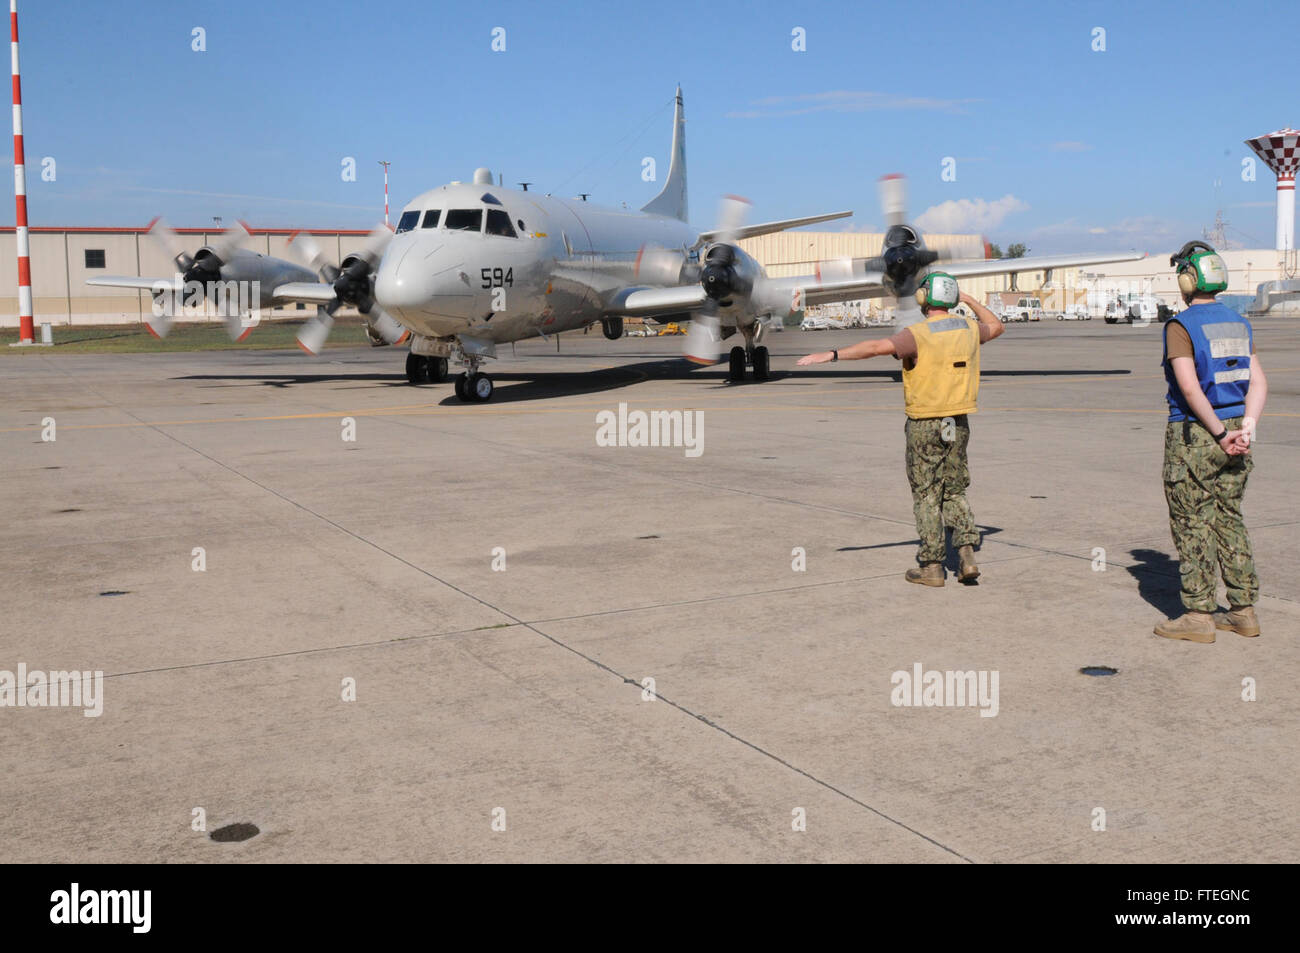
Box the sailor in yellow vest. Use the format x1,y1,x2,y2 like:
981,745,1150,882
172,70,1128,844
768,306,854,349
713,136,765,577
798,273,1005,585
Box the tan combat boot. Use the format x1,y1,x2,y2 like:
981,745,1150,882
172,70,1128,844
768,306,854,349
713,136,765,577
1153,612,1216,643
905,563,945,587
1214,605,1260,638
957,545,980,583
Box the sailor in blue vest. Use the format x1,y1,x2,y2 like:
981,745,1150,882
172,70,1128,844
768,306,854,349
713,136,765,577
1155,242,1269,643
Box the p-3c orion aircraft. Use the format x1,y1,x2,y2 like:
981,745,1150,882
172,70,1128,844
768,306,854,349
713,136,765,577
90,88,1146,403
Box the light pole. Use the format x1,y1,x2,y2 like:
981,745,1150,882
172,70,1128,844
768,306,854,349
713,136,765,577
11,0,33,343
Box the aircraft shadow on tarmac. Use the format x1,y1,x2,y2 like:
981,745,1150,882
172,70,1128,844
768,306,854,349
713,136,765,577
1126,548,1186,617
175,363,1131,403
176,372,404,389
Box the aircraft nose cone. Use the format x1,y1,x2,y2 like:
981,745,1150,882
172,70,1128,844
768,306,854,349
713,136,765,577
374,244,423,318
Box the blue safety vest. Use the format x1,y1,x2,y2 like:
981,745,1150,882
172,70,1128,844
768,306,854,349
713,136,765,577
1163,302,1253,422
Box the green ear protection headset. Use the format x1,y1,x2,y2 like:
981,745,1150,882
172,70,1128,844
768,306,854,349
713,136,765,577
914,272,960,311
1171,241,1228,295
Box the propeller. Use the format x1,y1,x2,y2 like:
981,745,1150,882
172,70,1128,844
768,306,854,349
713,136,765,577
142,218,252,340
871,175,941,322
286,225,406,355
684,195,752,365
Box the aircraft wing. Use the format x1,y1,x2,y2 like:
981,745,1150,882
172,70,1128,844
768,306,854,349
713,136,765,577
760,249,1149,308
266,281,338,304
608,285,708,316
697,210,852,244
85,275,176,292
940,251,1147,280
87,276,341,306
773,275,890,306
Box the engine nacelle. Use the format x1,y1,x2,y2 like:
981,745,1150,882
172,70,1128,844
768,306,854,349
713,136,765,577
881,224,939,297
700,243,759,303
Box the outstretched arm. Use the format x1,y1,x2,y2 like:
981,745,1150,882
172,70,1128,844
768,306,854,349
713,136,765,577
797,337,898,365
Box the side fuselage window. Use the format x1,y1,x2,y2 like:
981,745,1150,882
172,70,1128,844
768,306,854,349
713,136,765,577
445,209,483,232
421,209,441,229
395,210,420,234
485,209,517,238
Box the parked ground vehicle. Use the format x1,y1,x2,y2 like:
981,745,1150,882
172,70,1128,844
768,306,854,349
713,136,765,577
1102,294,1161,324
995,295,1045,322
1057,304,1092,320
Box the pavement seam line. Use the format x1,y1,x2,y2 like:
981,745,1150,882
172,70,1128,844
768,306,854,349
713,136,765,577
98,398,979,864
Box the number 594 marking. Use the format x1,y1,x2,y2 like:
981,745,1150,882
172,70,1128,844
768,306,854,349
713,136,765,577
481,267,513,289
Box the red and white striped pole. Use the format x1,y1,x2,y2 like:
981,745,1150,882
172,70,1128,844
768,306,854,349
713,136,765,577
11,0,33,343
378,160,390,227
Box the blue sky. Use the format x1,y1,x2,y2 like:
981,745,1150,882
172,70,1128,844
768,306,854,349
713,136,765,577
9,0,1295,253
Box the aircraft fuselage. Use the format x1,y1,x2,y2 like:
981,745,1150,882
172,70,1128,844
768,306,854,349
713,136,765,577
375,182,699,346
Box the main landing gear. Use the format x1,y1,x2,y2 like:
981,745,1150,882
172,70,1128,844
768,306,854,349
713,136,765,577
727,325,771,383
406,345,495,402
452,354,494,402
405,353,448,385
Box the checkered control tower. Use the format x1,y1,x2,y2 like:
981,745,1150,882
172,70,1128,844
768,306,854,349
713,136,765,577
1245,128,1300,251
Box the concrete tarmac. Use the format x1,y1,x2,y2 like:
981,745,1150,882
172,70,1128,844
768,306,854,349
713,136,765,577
1,318,1296,862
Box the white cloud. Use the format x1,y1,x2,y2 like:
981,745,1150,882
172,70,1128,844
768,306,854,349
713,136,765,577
915,194,1028,233
1025,216,1184,254
727,90,978,119
830,221,882,233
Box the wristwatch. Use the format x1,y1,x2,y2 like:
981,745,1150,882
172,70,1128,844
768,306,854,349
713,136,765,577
831,349,839,362
1211,428,1228,443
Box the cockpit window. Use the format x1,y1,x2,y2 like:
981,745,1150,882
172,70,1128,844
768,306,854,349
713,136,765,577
421,209,441,229
445,209,483,232
480,193,502,205
395,210,420,234
485,209,517,238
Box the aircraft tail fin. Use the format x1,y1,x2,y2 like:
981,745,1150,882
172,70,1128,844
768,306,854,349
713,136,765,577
641,87,688,223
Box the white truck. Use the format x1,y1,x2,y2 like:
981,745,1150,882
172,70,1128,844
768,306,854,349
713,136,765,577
995,295,1045,323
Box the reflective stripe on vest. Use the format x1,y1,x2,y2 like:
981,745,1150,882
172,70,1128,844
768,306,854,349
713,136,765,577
902,315,980,419
1163,304,1252,422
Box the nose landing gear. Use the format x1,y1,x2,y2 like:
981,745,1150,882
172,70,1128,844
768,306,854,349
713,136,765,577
452,353,495,402
455,371,494,402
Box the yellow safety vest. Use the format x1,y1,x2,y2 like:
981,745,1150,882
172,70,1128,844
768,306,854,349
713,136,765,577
901,313,980,419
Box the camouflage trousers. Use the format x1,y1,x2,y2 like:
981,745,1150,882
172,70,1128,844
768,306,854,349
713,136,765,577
1163,416,1258,612
905,415,979,564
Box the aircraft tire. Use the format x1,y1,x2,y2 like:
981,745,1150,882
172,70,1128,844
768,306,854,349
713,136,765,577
454,373,470,401
753,346,770,382
728,346,746,382
429,357,448,382
405,352,428,385
469,373,494,402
